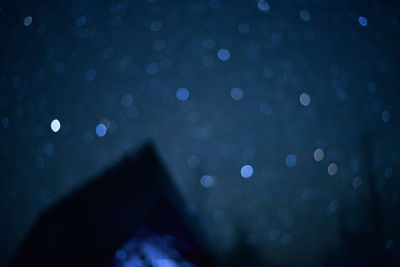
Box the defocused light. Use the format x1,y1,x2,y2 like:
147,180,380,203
328,200,338,212
231,88,243,101
328,163,338,176
299,10,311,21
149,20,162,31
382,110,390,123
50,119,61,132
24,16,32,26
386,240,394,250
368,81,376,93
187,155,200,168
280,233,292,244
121,94,133,107
241,165,253,178
201,38,215,50
1,117,9,128
85,69,96,82
299,93,310,106
146,62,159,75
285,154,296,168
268,229,280,240
352,176,362,189
313,148,324,162
76,16,86,27
385,167,393,178
359,16,368,27
238,23,250,33
200,175,214,188
96,123,107,137
257,0,270,12
217,49,231,61
176,88,190,101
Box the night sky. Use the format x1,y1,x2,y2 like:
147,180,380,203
1,0,400,265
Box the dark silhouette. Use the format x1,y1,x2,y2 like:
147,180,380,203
10,143,215,266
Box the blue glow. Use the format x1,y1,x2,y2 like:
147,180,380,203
201,38,215,49
285,154,296,168
386,240,394,250
146,62,159,75
368,81,376,93
257,0,269,12
299,10,311,21
336,88,347,100
24,16,32,26
76,16,87,27
231,88,243,101
241,165,253,178
384,167,392,178
217,48,231,61
328,163,338,175
200,175,214,188
96,123,107,137
359,16,368,27
1,117,9,128
352,176,362,189
382,110,390,123
176,88,189,101
85,69,96,82
280,233,292,244
268,229,280,240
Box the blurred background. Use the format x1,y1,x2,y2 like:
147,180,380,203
1,0,400,265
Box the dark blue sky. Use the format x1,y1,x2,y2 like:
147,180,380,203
1,0,399,265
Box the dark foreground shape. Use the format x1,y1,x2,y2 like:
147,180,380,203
11,143,214,266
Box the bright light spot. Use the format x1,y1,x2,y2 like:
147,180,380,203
285,154,296,168
352,176,362,189
96,123,107,137
85,69,96,82
299,10,311,21
231,88,243,101
217,48,231,61
257,0,270,12
299,93,311,106
241,165,253,178
200,175,214,188
50,119,61,132
313,148,324,162
359,16,368,27
24,16,33,26
328,163,338,176
176,88,190,101
382,110,390,123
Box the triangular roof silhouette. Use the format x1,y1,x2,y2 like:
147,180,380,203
11,143,214,266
